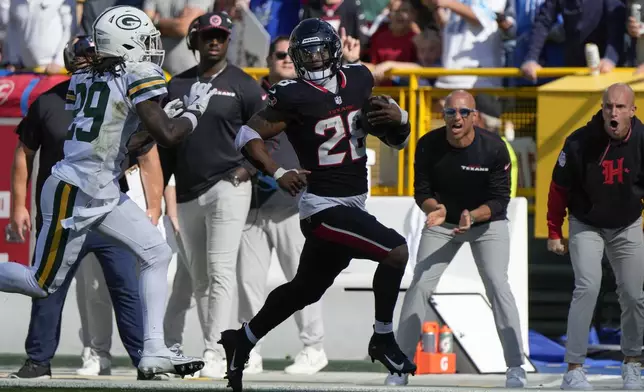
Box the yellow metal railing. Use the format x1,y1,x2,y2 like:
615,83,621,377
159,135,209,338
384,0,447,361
244,67,643,211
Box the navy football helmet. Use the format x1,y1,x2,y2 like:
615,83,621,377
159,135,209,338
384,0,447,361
288,18,343,82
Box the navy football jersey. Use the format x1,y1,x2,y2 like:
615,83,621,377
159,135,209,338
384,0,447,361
266,64,374,197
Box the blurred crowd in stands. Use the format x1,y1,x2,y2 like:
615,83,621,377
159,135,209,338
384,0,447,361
0,0,642,88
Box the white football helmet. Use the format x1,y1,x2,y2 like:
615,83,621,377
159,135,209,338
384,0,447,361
92,6,165,65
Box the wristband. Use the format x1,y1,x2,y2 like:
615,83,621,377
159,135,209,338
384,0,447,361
387,97,409,125
180,111,198,132
273,167,287,180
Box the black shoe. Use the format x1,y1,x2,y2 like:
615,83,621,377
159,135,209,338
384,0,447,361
218,325,254,392
367,330,417,376
9,359,52,379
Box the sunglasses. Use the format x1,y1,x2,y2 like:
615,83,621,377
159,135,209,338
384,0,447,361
443,107,476,117
274,51,288,60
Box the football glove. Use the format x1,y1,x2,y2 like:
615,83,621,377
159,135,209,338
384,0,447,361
183,82,216,117
163,98,184,118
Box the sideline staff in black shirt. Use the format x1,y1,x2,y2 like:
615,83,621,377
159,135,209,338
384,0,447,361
387,90,527,388
159,12,267,374
163,13,267,202
414,99,511,229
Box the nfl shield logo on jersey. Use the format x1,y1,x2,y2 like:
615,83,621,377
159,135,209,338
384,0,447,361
558,151,566,167
334,96,342,105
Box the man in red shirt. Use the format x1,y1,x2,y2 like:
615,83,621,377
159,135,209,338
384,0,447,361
365,0,418,85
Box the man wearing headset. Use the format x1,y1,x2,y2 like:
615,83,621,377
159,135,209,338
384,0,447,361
157,12,267,378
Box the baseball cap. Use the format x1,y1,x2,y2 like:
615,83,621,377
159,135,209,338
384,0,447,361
194,12,234,34
474,94,503,131
474,94,502,118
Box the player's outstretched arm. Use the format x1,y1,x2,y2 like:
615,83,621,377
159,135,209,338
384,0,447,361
235,106,309,196
235,106,289,176
136,82,216,147
136,100,195,147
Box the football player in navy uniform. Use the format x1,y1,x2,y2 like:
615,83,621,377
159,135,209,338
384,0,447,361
225,18,414,391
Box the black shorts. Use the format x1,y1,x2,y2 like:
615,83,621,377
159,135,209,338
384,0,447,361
300,205,406,262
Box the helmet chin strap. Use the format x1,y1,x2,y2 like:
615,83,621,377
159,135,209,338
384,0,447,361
320,74,338,93
303,67,338,93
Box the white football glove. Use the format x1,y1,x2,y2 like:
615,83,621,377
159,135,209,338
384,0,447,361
163,98,184,118
183,82,216,116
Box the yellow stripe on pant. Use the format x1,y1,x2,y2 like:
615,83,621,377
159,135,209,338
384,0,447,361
36,182,78,290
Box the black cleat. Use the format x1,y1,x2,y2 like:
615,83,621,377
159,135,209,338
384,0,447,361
9,359,51,379
218,325,254,392
368,330,417,377
172,361,203,378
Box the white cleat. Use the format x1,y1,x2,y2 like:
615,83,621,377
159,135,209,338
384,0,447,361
138,346,204,379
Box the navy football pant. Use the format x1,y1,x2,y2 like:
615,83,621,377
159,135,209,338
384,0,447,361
247,205,407,340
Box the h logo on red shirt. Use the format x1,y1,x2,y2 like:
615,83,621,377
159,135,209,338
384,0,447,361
602,158,624,184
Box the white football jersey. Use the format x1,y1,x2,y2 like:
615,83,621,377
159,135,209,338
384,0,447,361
52,61,167,200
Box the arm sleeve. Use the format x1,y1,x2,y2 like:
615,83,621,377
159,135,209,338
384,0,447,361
502,0,517,39
126,63,168,106
547,142,573,239
524,0,559,62
603,0,625,64
15,98,44,151
413,135,435,209
470,0,500,33
484,142,511,218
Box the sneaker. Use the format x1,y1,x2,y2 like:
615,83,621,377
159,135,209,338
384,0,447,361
76,349,111,376
506,366,527,388
561,367,593,390
138,345,204,379
385,373,408,386
284,347,328,375
367,328,416,376
622,362,643,390
245,349,263,375
199,349,226,379
8,359,51,379
218,325,255,392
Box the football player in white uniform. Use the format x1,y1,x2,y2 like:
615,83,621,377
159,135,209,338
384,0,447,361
0,5,214,378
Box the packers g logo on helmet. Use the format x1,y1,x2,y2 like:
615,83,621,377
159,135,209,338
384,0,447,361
115,14,142,30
